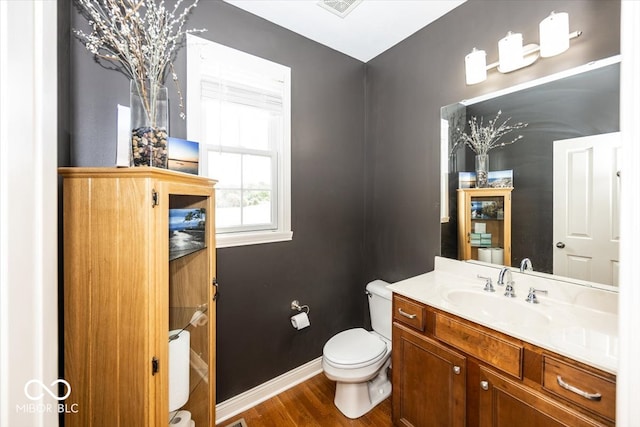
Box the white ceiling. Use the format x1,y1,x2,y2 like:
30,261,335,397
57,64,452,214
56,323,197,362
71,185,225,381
223,0,467,62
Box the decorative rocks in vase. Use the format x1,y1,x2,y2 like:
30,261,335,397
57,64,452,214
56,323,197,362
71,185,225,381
73,0,206,168
475,153,489,188
130,80,169,168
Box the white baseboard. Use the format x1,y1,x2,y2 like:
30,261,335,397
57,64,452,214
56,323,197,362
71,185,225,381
215,356,324,424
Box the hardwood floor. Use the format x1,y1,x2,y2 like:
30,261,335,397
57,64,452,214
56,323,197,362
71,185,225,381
217,373,393,427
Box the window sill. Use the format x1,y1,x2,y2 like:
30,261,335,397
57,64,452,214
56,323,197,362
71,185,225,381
216,230,293,248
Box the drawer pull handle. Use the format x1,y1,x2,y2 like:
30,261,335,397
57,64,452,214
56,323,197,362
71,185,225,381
398,308,417,319
556,375,602,401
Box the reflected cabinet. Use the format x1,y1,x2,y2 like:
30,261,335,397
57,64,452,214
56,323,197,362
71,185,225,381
457,188,512,266
60,167,217,426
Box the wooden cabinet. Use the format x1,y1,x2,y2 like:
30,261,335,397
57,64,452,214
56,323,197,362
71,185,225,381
60,167,217,427
541,355,616,421
392,324,466,427
457,188,512,266
391,294,616,427
478,367,605,427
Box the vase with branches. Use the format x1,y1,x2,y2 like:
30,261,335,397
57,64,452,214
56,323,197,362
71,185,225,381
73,0,205,167
451,111,527,187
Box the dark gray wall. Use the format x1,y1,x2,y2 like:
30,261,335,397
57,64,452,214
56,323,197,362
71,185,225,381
65,1,366,401
364,0,620,283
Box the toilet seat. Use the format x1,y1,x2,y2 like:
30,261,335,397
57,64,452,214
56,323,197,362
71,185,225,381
323,328,387,369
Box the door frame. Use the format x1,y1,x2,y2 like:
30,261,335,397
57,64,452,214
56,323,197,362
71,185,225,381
0,1,58,426
617,0,640,423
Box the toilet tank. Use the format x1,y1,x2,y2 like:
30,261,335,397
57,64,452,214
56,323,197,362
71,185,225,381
366,280,392,341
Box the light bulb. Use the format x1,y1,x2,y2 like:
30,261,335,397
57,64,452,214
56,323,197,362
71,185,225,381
540,12,570,57
498,32,524,73
465,48,487,85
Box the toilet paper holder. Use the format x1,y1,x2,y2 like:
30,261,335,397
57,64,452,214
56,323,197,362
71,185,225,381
291,300,310,314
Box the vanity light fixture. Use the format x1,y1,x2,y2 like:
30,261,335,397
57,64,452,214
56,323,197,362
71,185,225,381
465,11,582,85
539,11,571,57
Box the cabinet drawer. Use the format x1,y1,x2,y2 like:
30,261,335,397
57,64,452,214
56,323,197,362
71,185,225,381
434,313,523,378
393,296,425,331
542,356,615,421
479,366,606,427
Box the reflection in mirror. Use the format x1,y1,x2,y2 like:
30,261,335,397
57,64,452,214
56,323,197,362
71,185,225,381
440,57,621,287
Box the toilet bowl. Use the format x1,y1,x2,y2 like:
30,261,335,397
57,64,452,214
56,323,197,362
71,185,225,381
322,280,392,419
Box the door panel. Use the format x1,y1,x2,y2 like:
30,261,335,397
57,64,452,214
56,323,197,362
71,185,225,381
478,366,602,427
553,132,621,286
392,324,466,427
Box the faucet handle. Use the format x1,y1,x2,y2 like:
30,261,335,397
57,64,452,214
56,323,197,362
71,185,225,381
477,274,494,292
525,287,548,304
504,282,516,298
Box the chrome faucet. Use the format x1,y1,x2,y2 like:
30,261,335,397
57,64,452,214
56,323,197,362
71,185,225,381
478,274,495,292
525,287,548,304
497,267,516,298
520,258,533,272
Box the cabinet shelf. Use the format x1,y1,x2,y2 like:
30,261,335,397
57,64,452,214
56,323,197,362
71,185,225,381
170,245,207,262
60,167,217,427
169,306,210,337
457,187,512,266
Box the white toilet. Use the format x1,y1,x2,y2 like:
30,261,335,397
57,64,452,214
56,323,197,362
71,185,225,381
322,279,392,419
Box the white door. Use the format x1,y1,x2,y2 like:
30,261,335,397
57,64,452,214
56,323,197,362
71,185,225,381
553,132,621,286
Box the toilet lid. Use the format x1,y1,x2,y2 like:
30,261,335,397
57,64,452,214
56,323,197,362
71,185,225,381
323,328,387,367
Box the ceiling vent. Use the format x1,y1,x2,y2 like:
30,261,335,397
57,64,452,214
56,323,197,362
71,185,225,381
317,0,363,18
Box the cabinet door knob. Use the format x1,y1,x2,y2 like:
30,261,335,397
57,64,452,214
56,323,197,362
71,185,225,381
480,380,489,391
556,241,566,249
453,366,461,375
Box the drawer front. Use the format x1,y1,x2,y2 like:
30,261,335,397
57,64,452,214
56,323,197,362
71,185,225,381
434,313,523,378
393,296,425,331
543,356,616,421
479,366,605,427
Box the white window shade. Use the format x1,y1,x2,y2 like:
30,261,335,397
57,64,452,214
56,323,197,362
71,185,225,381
201,79,283,113
187,35,292,247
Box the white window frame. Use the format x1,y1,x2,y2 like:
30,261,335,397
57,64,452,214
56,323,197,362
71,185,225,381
187,35,292,248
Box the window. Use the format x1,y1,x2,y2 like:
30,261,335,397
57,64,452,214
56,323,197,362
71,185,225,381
187,35,292,247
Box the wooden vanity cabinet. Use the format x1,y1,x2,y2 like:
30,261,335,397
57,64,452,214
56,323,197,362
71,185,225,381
60,168,217,427
391,294,616,427
392,323,466,427
478,367,605,427
457,188,512,266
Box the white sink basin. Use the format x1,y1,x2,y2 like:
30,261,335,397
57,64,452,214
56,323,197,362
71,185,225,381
445,289,552,327
549,326,618,361
386,258,619,373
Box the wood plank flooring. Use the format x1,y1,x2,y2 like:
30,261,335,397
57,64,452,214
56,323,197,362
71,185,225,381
217,373,393,427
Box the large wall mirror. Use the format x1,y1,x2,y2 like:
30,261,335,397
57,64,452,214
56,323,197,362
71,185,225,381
440,57,621,288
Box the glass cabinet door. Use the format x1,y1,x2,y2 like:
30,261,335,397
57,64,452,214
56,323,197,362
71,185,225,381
458,188,512,266
168,194,212,426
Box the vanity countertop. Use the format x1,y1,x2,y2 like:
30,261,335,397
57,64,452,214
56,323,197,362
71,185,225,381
387,257,618,374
